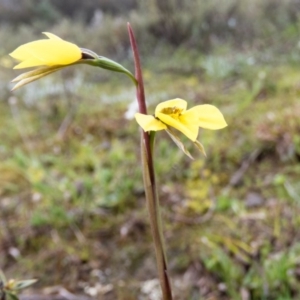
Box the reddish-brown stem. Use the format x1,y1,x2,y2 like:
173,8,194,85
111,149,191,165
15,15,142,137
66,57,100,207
127,25,147,115
127,23,173,300
127,23,155,184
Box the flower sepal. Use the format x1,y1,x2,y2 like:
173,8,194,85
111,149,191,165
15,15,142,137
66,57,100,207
194,140,207,157
166,128,194,159
11,65,64,91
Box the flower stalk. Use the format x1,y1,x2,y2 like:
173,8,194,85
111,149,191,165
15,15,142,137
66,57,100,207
128,23,173,299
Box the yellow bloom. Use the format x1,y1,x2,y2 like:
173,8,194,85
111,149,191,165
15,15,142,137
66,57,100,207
135,98,227,157
9,32,89,90
10,32,82,69
135,98,227,142
9,32,136,90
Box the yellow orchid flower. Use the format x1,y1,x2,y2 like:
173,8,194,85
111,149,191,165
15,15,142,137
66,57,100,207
9,32,94,90
135,98,227,157
9,32,136,90
10,32,82,69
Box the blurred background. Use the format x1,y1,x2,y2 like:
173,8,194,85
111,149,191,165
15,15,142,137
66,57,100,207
1,0,300,299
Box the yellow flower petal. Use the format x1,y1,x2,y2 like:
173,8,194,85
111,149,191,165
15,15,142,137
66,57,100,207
187,104,228,130
180,108,199,125
155,98,187,116
10,34,82,68
42,32,62,40
157,112,199,141
12,58,43,69
135,113,167,132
